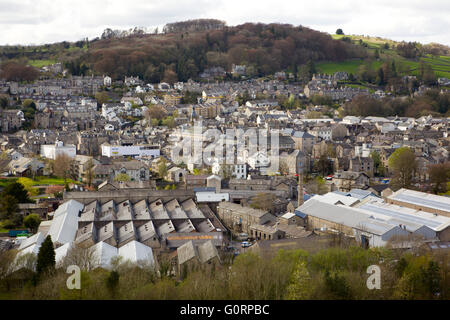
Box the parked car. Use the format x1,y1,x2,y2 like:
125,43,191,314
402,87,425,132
241,241,252,248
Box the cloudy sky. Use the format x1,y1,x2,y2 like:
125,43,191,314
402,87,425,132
0,0,449,46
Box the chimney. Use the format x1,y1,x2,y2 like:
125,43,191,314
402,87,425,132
297,173,304,206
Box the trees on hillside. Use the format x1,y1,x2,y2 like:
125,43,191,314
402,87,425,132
0,62,39,81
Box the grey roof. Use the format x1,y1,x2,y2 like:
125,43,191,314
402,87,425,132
136,221,157,242
388,188,450,213
293,131,314,139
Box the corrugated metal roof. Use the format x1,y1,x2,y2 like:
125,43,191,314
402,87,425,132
389,188,450,213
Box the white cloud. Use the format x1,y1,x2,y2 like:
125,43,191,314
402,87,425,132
0,0,448,45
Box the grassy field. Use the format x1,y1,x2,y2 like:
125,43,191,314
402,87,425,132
0,176,75,191
28,59,57,68
324,35,450,78
19,176,76,186
316,59,383,75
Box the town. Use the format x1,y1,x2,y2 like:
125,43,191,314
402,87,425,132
0,19,449,301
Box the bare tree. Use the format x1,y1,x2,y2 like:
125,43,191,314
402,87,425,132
52,153,73,184
62,244,97,271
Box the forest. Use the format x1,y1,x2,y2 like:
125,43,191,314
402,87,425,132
84,22,366,82
0,21,366,83
0,242,447,300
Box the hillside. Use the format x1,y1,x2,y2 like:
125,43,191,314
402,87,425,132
0,21,366,82
1,20,449,83
316,34,450,79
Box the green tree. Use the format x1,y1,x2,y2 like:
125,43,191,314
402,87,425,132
388,147,417,188
158,157,168,180
24,214,41,233
36,235,55,276
370,150,382,176
336,29,344,35
428,162,450,194
284,261,312,299
22,99,36,110
106,270,120,298
0,195,19,221
1,182,33,203
324,269,352,299
95,91,110,106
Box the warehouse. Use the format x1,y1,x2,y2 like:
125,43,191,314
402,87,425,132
296,191,450,247
386,188,450,217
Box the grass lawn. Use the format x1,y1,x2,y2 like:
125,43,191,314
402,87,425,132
28,59,57,68
19,176,76,186
328,34,450,78
316,59,383,75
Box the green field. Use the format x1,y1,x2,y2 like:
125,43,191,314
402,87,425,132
19,176,76,186
323,35,450,78
316,59,383,75
28,59,57,68
0,176,75,190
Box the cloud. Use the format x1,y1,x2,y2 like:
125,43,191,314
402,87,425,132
0,0,448,45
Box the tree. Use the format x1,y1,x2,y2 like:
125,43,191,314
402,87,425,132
95,91,110,106
336,29,344,35
0,195,18,221
1,182,33,203
22,99,36,110
158,157,168,180
314,154,332,176
114,173,130,182
324,269,352,299
284,261,312,299
24,214,41,233
36,235,55,276
86,159,95,187
106,270,120,298
52,153,73,184
388,147,417,188
428,162,450,194
370,150,382,176
250,193,276,212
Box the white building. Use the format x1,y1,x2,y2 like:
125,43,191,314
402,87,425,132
101,143,160,158
104,76,112,87
40,140,76,160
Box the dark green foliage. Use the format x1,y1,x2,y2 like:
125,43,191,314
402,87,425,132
36,235,55,276
0,195,18,220
1,182,33,203
181,90,201,104
324,269,352,299
336,29,344,35
420,260,441,299
106,270,120,295
24,214,41,233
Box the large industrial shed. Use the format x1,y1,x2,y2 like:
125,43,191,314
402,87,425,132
357,201,450,241
297,190,450,247
386,188,450,217
297,198,410,247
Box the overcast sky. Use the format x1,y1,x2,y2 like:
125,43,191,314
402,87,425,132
0,0,449,46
